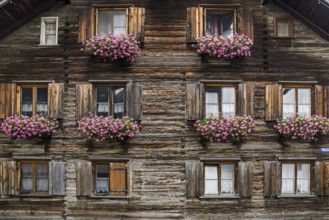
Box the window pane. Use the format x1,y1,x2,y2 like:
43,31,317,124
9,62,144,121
45,21,56,45
37,88,48,116
283,88,296,119
205,180,219,194
113,87,124,119
96,87,109,117
46,35,56,45
222,87,235,117
205,166,218,179
113,11,126,27
206,11,234,37
222,14,234,37
37,164,48,192
22,88,33,117
206,92,219,117
277,21,289,37
113,28,127,36
96,164,109,193
297,164,310,194
21,164,33,192
98,11,112,36
282,164,295,194
221,164,234,194
298,89,311,117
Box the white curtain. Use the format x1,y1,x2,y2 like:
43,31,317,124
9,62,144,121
221,164,234,194
297,164,310,194
113,11,126,36
97,103,109,113
22,104,32,112
205,166,218,195
37,104,48,113
114,103,124,114
206,92,219,117
22,178,33,192
298,89,311,117
37,179,49,192
222,87,235,117
96,179,109,193
98,11,112,36
282,164,295,194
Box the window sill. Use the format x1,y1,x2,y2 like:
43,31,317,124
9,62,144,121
277,194,317,198
13,194,52,198
200,195,240,199
273,36,294,39
89,195,131,199
39,44,59,46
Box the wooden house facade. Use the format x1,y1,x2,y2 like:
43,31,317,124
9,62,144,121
1,0,329,219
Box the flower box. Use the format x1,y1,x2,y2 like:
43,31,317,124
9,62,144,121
195,34,253,62
275,114,329,142
0,115,59,140
194,114,256,144
81,33,141,65
77,115,140,143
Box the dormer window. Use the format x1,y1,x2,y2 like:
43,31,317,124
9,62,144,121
40,17,58,45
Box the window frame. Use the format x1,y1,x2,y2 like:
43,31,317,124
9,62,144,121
95,7,129,36
204,8,237,36
204,83,239,118
18,84,48,117
40,17,59,46
203,161,238,197
280,161,313,196
92,160,130,198
17,160,49,196
273,16,294,39
93,83,126,118
282,84,314,118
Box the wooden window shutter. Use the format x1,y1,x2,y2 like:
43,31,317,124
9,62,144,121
314,161,329,196
237,7,254,40
324,86,329,118
126,82,143,120
186,7,204,43
110,162,128,196
238,161,253,198
76,83,94,119
238,82,254,117
128,7,145,42
186,161,202,198
76,161,93,196
0,161,16,196
263,161,281,198
0,83,16,119
186,83,204,120
49,161,65,196
78,7,95,43
265,84,283,121
315,85,325,116
48,83,64,119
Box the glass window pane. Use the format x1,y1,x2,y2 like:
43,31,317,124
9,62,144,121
221,164,234,194
37,178,48,192
298,89,311,104
46,35,56,45
22,88,33,102
113,28,126,36
113,87,124,119
46,22,56,34
22,164,33,177
37,164,48,177
113,11,126,27
22,178,33,192
221,87,235,103
205,180,219,194
98,11,112,36
297,164,310,194
205,166,218,179
277,21,289,37
37,88,48,102
222,104,235,118
221,164,234,179
282,164,295,194
206,11,234,36
206,92,219,117
222,14,234,37
97,164,109,178
97,87,109,102
298,105,311,117
283,88,296,119
21,164,33,192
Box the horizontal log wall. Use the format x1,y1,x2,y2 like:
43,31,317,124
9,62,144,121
0,0,329,219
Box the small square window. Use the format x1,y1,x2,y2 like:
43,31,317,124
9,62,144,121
274,17,293,38
20,161,49,195
205,85,237,118
204,162,237,196
95,85,125,118
40,17,58,45
96,8,127,36
205,9,236,37
20,85,48,117
281,162,311,195
94,161,129,196
282,86,313,119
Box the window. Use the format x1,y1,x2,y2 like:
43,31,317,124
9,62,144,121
282,86,312,119
205,85,237,118
281,163,310,195
274,17,293,38
19,161,49,195
95,85,125,118
94,161,129,196
205,9,236,37
40,17,58,45
204,162,237,196
20,85,48,117
96,8,127,36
